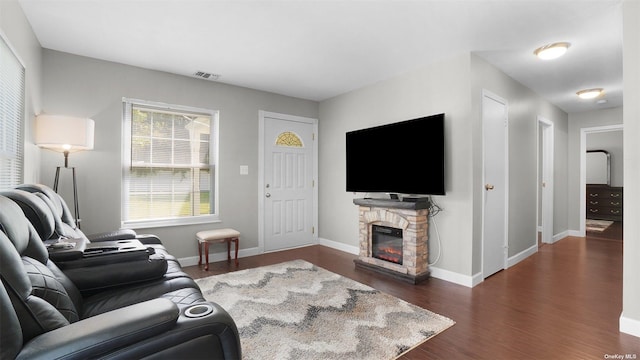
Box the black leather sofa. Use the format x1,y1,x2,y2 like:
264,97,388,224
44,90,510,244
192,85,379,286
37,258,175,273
0,193,241,360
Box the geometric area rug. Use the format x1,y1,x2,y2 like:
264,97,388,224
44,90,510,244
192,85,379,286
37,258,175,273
585,219,614,232
195,260,455,360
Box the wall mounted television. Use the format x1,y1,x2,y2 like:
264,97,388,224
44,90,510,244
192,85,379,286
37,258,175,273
346,113,445,195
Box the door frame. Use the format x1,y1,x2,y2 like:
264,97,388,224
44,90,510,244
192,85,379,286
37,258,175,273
538,116,555,244
481,89,509,278
258,110,318,253
579,124,623,236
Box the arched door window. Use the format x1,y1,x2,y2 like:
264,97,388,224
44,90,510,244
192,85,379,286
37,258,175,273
275,131,304,147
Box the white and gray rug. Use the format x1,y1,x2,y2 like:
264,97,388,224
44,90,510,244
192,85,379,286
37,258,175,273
195,260,454,360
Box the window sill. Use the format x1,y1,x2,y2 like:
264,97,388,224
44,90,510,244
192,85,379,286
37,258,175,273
123,215,221,230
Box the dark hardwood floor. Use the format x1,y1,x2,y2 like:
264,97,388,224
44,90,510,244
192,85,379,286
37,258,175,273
184,223,639,359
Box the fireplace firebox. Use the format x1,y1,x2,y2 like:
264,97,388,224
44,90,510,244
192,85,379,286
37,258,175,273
371,225,403,265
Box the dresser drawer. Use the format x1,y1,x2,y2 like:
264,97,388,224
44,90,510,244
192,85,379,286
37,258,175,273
587,190,622,200
587,206,622,220
587,198,622,208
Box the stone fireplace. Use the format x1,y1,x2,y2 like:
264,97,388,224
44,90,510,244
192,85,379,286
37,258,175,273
353,198,430,284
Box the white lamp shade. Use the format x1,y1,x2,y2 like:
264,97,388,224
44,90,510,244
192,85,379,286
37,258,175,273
35,115,95,151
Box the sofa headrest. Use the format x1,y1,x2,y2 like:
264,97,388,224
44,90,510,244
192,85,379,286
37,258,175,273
16,183,78,231
0,190,56,242
0,195,49,264
0,195,32,253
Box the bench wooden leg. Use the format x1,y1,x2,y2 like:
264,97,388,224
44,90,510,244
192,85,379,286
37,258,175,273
233,237,239,266
226,239,231,261
204,242,210,271
198,241,202,266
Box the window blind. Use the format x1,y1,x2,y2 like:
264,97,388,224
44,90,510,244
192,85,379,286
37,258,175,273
0,35,25,190
122,99,218,226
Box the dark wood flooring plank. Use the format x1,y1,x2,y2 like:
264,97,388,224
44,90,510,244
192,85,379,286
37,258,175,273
184,229,640,359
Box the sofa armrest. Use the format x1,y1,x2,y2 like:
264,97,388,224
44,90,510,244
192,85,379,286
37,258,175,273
135,233,163,245
63,257,168,293
18,300,242,360
87,230,164,246
87,229,137,242
17,298,179,360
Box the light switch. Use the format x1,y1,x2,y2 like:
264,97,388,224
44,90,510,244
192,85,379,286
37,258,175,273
240,165,249,175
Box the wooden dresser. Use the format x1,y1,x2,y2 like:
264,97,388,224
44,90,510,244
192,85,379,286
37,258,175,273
586,184,623,221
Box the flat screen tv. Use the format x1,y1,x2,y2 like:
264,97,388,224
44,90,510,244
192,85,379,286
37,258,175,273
346,113,445,195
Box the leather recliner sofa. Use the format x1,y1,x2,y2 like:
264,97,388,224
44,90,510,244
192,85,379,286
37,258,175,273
0,188,192,294
0,194,241,359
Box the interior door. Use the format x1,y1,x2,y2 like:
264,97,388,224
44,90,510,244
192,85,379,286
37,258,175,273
482,90,509,278
262,114,316,251
538,117,554,244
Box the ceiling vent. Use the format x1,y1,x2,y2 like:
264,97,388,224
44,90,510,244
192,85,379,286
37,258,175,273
193,71,220,81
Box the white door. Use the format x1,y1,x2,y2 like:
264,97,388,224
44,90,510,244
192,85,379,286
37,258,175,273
261,112,317,252
482,90,508,278
538,117,554,244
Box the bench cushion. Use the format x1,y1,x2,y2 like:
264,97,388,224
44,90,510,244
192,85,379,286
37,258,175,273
196,229,240,242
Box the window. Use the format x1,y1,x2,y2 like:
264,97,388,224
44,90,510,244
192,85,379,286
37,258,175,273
0,34,25,190
122,98,219,228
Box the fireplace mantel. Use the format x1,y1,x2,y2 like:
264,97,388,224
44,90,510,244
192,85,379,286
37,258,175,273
353,199,430,284
353,198,430,210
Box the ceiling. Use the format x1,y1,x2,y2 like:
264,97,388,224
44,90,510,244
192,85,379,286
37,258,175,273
18,0,623,114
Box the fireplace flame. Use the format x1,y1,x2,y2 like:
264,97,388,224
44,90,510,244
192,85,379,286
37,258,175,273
375,246,403,264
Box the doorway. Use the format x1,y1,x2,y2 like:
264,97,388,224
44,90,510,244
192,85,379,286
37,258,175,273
481,90,509,278
579,125,623,236
258,111,318,252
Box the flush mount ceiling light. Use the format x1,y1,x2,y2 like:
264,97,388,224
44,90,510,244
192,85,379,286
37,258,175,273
576,88,604,99
534,42,571,60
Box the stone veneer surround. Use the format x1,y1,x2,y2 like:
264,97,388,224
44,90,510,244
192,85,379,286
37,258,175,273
353,199,430,284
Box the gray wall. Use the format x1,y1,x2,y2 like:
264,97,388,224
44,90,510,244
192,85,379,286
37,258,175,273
319,53,475,277
40,50,318,259
622,0,640,336
567,107,623,231
0,0,42,184
470,54,568,271
318,52,569,280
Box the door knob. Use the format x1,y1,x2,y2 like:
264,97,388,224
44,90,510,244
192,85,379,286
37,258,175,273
485,184,495,191
265,193,271,198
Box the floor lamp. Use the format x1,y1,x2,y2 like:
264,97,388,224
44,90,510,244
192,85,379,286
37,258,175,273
35,114,95,229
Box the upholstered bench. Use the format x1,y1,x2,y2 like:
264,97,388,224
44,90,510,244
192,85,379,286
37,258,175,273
197,228,240,270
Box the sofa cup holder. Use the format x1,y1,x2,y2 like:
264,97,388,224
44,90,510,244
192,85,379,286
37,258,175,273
184,304,214,318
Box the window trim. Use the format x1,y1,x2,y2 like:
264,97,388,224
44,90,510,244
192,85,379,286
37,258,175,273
121,98,220,229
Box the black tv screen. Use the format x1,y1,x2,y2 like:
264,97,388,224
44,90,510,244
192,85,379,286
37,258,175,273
346,113,445,195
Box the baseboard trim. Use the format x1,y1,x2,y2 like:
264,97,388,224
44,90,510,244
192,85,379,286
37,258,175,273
620,313,640,338
552,230,568,243
178,246,262,267
319,238,480,287
507,243,538,268
429,266,482,288
567,229,584,238
318,237,359,255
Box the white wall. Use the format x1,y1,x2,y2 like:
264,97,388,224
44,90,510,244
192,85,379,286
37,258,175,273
0,0,42,184
567,107,623,231
621,0,640,338
41,50,318,259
